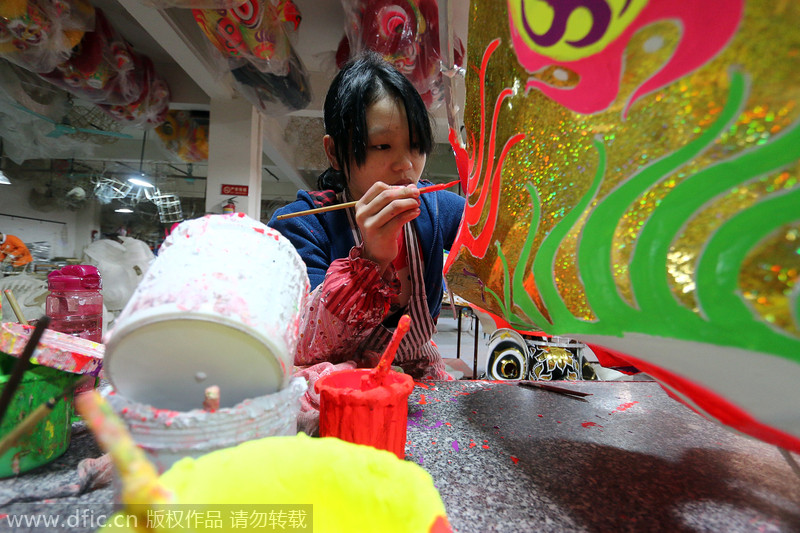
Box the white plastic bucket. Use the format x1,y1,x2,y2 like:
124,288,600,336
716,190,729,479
104,377,307,474
104,213,309,412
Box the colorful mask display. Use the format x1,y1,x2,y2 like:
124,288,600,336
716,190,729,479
96,55,170,127
137,0,247,8
39,9,144,105
155,110,210,163
444,0,800,452
336,0,464,109
1,2,171,130
0,0,94,73
193,0,310,114
193,0,301,74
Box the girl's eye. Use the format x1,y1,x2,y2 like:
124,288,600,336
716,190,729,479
373,144,390,150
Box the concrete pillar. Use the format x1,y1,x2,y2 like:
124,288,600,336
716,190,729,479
206,98,263,219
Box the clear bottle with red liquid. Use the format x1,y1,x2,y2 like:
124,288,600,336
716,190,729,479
46,265,103,343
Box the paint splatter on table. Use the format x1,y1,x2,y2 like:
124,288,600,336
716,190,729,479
405,381,800,532
1,381,798,532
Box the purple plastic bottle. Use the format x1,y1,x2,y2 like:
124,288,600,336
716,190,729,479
46,265,103,343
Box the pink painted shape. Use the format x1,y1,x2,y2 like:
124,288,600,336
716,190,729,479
510,0,743,117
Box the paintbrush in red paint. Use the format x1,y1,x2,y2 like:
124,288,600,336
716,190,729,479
75,390,173,508
275,180,460,220
363,314,411,389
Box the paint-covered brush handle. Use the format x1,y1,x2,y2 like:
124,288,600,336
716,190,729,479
3,289,28,325
366,315,412,389
75,390,173,506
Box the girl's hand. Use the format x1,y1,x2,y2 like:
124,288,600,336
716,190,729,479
355,182,421,273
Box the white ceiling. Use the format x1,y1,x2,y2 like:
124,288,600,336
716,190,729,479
43,0,470,201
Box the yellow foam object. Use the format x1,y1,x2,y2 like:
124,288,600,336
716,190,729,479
101,434,449,533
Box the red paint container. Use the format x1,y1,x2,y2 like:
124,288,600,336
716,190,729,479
315,368,414,459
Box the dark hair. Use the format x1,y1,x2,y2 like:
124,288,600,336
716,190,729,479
317,51,433,192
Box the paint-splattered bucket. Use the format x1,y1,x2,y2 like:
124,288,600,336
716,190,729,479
315,369,414,459
104,376,307,474
104,213,310,412
0,352,75,478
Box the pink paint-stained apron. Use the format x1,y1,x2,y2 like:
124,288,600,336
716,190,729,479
343,200,450,380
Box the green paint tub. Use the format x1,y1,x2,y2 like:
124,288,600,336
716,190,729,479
0,352,75,478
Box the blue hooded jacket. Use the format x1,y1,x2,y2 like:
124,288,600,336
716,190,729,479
268,182,465,320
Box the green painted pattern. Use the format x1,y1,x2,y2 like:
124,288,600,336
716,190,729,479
485,69,800,365
697,188,800,353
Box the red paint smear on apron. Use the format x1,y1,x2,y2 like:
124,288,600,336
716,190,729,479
581,421,602,428
418,394,428,405
510,456,519,464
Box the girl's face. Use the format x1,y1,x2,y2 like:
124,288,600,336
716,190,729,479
338,95,427,200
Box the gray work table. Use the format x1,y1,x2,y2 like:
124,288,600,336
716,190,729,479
1,381,799,532
405,380,800,532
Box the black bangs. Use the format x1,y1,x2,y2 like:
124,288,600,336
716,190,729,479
318,51,432,192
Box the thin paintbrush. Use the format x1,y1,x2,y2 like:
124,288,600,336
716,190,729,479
3,289,29,325
364,314,411,389
0,316,50,426
518,380,593,401
275,179,460,220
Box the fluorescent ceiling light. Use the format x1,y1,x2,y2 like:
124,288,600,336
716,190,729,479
128,176,155,188
0,170,10,185
115,208,134,213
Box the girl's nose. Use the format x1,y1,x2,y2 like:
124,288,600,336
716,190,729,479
393,149,414,171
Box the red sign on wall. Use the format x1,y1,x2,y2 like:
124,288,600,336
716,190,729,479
221,184,249,196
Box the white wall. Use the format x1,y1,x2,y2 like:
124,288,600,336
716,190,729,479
0,180,100,260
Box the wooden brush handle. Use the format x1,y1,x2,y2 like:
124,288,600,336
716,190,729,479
275,180,460,221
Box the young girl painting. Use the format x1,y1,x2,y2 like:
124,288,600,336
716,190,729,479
269,51,464,395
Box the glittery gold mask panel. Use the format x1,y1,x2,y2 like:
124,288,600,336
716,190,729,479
444,0,800,385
